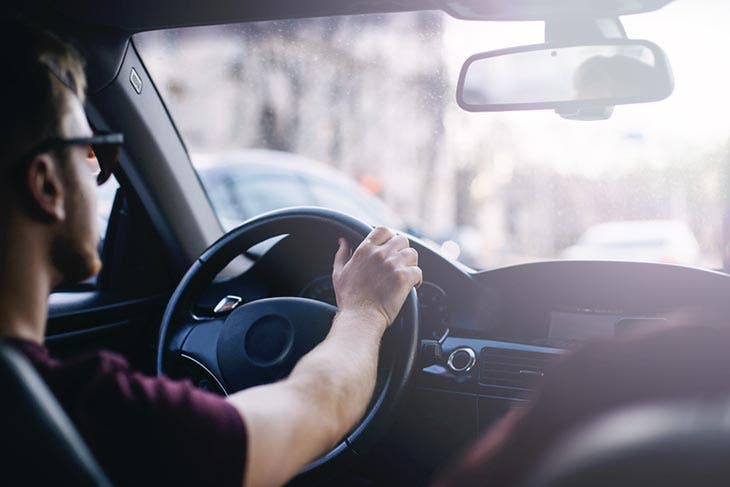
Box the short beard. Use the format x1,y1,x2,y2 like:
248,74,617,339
51,146,102,287
51,232,102,287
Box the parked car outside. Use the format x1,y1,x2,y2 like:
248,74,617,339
96,149,410,236
96,149,465,264
561,219,702,265
192,149,407,231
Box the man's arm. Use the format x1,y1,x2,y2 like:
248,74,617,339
227,227,422,487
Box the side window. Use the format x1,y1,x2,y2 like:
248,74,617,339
97,176,120,244
95,179,173,296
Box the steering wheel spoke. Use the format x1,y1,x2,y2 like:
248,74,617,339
178,317,227,384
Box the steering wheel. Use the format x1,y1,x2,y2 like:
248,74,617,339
155,207,419,481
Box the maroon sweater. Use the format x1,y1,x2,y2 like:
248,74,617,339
8,338,247,487
434,324,730,486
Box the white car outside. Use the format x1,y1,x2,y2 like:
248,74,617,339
561,220,701,266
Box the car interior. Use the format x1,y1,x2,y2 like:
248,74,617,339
5,0,730,485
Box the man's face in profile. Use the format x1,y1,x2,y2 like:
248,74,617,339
50,94,103,285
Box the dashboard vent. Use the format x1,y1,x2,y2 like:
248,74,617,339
480,347,557,390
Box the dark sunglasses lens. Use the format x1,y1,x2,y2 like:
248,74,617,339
92,143,121,185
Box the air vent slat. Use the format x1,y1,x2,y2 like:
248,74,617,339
479,347,556,390
483,359,546,371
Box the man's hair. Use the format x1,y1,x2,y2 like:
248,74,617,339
0,19,87,172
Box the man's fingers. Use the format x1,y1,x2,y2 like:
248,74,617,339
402,266,423,289
399,247,419,266
383,233,409,252
333,238,351,274
366,226,395,246
413,267,423,289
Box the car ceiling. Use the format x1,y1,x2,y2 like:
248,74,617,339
11,0,675,92
24,0,674,33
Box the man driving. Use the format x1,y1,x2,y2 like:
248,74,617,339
0,20,422,487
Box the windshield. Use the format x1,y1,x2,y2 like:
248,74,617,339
134,0,730,271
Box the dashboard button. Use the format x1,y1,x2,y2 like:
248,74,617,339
447,347,476,373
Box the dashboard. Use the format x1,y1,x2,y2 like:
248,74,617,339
186,231,730,481
299,274,674,349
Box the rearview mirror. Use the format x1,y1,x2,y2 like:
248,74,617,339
457,40,673,113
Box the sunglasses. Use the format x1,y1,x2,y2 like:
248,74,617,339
16,130,124,186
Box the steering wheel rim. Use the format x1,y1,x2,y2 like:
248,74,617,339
155,207,419,480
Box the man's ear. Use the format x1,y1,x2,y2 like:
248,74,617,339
24,154,66,222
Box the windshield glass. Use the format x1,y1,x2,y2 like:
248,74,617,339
134,0,730,271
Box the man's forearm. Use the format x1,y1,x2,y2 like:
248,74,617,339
286,308,388,448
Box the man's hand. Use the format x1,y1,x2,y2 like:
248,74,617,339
332,227,423,329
